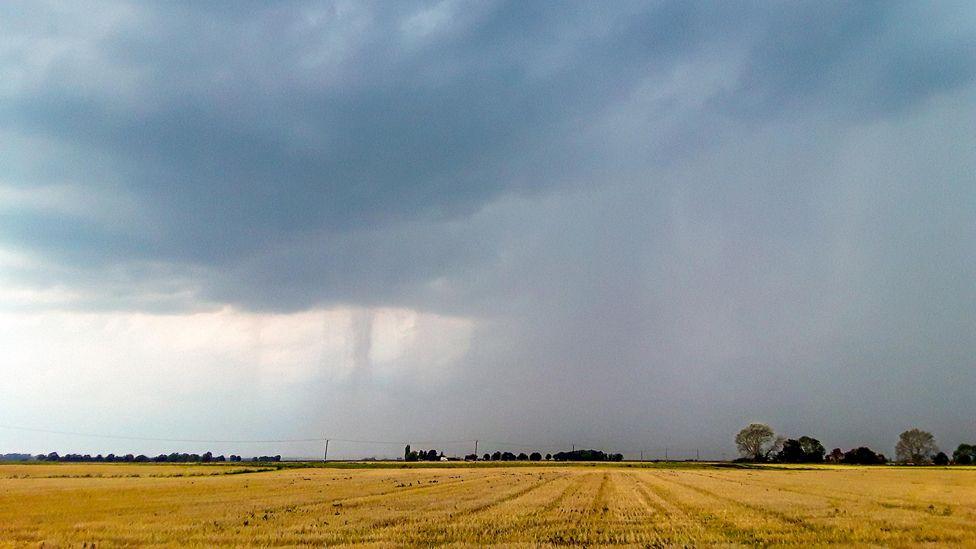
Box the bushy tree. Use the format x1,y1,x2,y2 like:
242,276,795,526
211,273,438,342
798,436,825,462
529,452,542,461
895,429,937,464
841,447,886,465
776,439,806,463
735,423,777,461
552,449,616,461
952,444,974,465
776,436,825,463
483,453,491,461
933,452,949,466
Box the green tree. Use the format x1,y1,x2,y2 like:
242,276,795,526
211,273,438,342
842,447,886,465
776,439,806,462
735,423,777,461
952,443,974,465
798,436,825,462
895,428,937,464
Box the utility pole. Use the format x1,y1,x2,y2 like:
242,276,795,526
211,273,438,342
572,443,575,452
474,440,478,457
665,448,668,461
323,439,329,462
696,448,700,461
640,450,643,462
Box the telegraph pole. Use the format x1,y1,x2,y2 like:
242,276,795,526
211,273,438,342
323,439,330,462
665,448,668,461
640,450,643,462
474,440,479,457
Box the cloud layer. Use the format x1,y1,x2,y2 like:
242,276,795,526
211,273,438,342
1,0,975,457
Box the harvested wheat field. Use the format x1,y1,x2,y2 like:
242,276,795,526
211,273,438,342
2,463,975,547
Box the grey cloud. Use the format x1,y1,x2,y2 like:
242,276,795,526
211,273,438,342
3,0,727,310
1,1,975,457
725,1,976,119
3,2,705,242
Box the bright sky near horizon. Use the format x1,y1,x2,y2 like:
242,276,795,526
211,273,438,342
1,1,975,459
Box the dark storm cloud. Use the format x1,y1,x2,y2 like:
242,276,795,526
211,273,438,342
3,2,714,268
5,0,972,312
2,1,975,456
724,1,976,119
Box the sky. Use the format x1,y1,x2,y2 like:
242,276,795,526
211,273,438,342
1,1,975,460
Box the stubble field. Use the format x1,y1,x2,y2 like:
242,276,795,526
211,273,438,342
2,462,975,547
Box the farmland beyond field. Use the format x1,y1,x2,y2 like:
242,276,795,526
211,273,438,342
2,462,975,546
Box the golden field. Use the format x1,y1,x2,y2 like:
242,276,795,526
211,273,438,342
2,462,975,547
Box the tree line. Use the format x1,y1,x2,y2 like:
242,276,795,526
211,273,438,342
735,423,974,465
13,427,974,465
31,452,281,463
404,445,623,462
